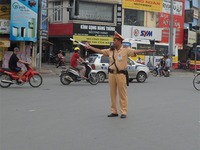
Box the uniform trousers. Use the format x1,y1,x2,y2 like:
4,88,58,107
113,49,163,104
108,73,128,115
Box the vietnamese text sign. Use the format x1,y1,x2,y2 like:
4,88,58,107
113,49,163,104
10,0,38,42
162,0,183,16
122,0,163,12
73,35,113,46
0,19,10,34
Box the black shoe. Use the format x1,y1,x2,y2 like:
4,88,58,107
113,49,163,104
107,113,118,117
120,114,127,118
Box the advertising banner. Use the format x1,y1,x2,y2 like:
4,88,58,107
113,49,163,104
73,35,113,46
131,26,162,41
42,0,48,31
10,0,38,42
0,19,10,34
158,0,185,44
122,0,163,12
162,0,183,16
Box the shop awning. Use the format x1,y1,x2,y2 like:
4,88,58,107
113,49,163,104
0,38,10,47
43,40,54,45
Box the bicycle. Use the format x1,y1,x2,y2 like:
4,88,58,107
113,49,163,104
193,72,200,91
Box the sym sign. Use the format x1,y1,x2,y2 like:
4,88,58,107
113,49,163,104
131,26,162,41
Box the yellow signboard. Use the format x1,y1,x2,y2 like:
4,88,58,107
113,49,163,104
0,38,10,47
122,0,163,12
73,35,113,46
0,4,10,19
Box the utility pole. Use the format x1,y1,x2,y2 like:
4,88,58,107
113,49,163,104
169,0,174,69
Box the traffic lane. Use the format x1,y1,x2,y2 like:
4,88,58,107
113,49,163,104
1,76,199,150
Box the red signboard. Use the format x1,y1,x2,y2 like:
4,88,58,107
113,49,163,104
48,23,73,36
158,0,185,44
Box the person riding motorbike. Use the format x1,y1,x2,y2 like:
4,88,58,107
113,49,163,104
55,50,65,67
8,47,29,82
161,55,171,76
70,47,86,78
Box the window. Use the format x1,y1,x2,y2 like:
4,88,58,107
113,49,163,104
71,2,114,23
101,56,109,63
53,1,63,22
124,9,144,26
88,55,98,63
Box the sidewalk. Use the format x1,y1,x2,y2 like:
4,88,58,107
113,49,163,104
37,63,197,77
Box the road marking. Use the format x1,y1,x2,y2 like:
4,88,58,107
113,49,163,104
28,110,36,112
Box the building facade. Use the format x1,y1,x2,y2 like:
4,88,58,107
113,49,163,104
47,0,121,61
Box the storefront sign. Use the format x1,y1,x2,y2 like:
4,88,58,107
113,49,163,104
122,0,163,12
0,4,10,19
0,19,10,34
184,29,197,46
10,0,38,42
73,35,113,46
0,38,10,47
74,24,115,37
117,4,122,25
158,0,185,44
131,26,162,41
162,0,183,16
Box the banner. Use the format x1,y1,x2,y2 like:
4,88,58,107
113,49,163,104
10,0,38,42
122,0,163,12
73,35,113,46
0,19,10,34
158,0,185,44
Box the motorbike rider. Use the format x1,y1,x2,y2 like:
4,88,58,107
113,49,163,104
57,50,65,66
8,47,29,82
70,47,86,78
158,56,165,76
162,55,171,76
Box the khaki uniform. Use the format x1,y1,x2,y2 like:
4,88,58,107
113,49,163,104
102,46,136,115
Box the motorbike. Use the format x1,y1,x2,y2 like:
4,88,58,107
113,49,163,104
162,69,170,77
0,64,43,88
55,57,65,68
60,62,99,85
151,66,159,77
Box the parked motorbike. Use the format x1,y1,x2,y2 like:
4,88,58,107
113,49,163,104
60,62,99,85
0,64,43,88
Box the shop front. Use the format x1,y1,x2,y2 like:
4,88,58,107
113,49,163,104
0,38,10,67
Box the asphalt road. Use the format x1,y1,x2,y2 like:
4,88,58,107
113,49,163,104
1,75,200,150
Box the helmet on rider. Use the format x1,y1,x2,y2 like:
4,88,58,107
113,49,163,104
74,47,80,51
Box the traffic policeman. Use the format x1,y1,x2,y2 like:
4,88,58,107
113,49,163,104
85,31,155,118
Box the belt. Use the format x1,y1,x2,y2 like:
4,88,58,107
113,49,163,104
109,69,126,74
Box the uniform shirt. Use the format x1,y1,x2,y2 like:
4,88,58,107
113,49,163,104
9,53,19,70
102,46,136,71
70,52,80,68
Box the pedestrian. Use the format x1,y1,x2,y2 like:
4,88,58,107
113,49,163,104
85,31,155,118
